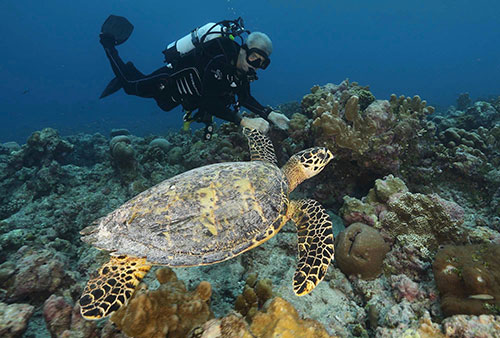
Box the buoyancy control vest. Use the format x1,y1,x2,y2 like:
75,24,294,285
162,17,248,68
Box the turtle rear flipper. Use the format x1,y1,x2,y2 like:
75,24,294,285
79,256,151,319
242,127,277,165
289,199,334,296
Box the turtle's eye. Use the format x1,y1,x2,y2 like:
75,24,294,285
294,147,333,178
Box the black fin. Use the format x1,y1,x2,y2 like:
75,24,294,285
101,15,134,45
99,77,122,99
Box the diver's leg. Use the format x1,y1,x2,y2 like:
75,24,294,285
100,32,173,99
101,44,153,97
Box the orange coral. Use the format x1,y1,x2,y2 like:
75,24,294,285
249,297,335,338
188,314,252,338
191,297,335,338
110,268,213,338
234,272,273,321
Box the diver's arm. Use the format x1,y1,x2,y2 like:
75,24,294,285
238,81,272,119
212,108,242,124
198,97,241,124
238,79,290,130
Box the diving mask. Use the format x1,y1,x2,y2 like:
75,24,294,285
243,45,270,69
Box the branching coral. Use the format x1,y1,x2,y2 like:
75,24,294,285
304,81,435,174
192,297,335,338
234,272,273,321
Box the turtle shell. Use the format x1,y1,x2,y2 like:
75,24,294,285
81,161,288,266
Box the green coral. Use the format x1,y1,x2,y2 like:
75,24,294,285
389,94,435,119
349,82,375,110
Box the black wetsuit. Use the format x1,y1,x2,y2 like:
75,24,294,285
102,37,271,125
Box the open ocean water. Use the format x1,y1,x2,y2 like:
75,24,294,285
0,1,499,337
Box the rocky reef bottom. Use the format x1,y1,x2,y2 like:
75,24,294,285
1,80,499,337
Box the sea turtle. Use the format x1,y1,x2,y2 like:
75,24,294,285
79,128,335,320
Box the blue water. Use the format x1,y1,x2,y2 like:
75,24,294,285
1,0,499,143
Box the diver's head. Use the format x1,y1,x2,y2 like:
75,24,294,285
237,32,272,73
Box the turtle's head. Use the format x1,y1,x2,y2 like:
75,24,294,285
282,147,334,192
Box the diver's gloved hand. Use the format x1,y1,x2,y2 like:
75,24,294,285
240,117,270,134
268,111,290,130
99,32,117,49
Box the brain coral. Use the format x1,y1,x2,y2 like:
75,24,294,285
110,267,213,338
433,244,500,316
335,222,390,279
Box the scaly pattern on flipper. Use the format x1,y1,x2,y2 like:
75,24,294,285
289,199,334,296
243,127,277,165
79,256,151,319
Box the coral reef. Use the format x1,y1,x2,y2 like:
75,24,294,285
376,311,500,337
341,175,468,258
249,297,335,338
456,92,472,111
43,294,73,337
306,81,433,174
0,248,76,303
433,244,500,316
149,137,172,153
335,222,389,279
0,301,34,338
109,134,137,182
0,128,75,218
441,314,500,337
110,267,213,338
13,128,74,168
191,297,336,338
0,80,498,337
188,313,251,338
234,272,273,321
43,294,101,338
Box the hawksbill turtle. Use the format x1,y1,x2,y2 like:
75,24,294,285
79,128,335,320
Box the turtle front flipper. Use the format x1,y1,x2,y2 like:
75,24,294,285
242,127,277,165
79,255,151,319
288,199,334,296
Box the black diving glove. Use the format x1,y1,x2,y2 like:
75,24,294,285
99,32,117,49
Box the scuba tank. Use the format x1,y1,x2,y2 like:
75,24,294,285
162,17,247,67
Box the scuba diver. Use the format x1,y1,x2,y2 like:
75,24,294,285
98,15,290,139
